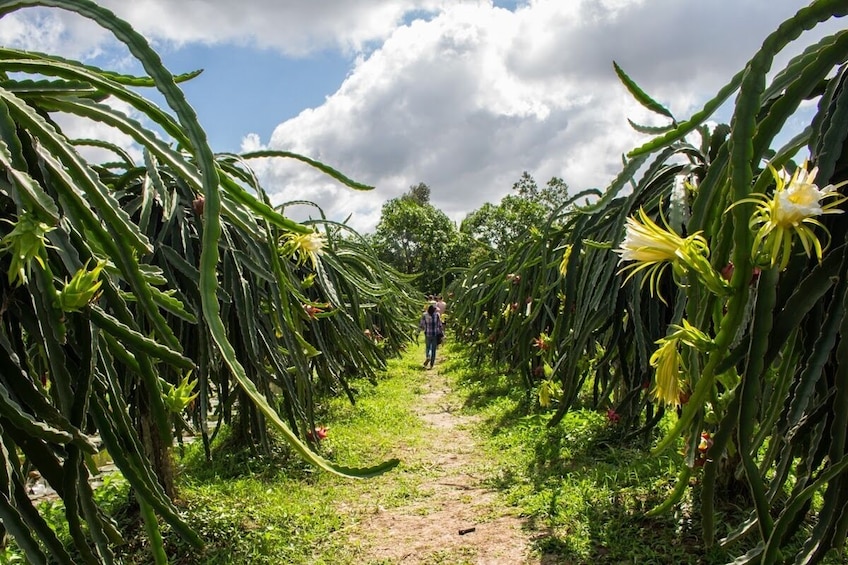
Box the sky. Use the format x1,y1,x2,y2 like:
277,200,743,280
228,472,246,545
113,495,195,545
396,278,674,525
0,0,842,234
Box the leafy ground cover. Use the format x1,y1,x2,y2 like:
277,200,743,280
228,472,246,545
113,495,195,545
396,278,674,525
447,350,725,564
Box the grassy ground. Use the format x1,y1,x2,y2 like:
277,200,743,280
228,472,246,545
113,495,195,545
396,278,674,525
22,341,848,563
441,345,848,565
157,344,436,564
442,347,721,563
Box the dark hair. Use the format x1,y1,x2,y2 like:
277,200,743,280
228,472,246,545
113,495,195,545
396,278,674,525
427,304,436,315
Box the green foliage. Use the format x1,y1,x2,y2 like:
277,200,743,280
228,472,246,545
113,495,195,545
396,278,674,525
447,349,847,564
10,344,848,564
371,183,471,292
107,348,432,564
405,181,431,206
0,0,417,561
512,171,571,211
451,2,848,563
460,172,570,259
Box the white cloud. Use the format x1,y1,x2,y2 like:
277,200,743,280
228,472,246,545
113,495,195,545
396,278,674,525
0,1,489,61
101,0,491,56
249,2,646,230
251,0,846,232
0,0,842,234
0,8,110,60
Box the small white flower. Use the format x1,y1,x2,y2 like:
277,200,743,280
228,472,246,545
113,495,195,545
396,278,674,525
732,159,848,269
774,165,834,225
615,208,727,300
300,232,326,255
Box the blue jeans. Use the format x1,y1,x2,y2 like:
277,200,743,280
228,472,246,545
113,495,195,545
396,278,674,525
425,335,438,365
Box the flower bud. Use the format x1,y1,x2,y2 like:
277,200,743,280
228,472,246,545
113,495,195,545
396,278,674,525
58,260,106,312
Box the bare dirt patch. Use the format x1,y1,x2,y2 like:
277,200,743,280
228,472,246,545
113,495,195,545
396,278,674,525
351,361,542,564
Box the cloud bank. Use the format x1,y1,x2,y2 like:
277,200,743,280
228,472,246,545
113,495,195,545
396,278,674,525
0,0,842,232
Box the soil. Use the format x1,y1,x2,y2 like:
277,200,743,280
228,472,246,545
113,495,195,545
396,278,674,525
350,354,553,565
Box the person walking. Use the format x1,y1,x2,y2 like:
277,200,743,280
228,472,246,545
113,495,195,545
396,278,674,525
435,295,447,316
419,304,443,369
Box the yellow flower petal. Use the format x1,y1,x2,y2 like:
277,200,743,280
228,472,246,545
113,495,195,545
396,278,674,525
649,339,682,408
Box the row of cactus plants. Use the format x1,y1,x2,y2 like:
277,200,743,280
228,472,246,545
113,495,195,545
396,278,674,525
449,1,848,562
0,0,419,563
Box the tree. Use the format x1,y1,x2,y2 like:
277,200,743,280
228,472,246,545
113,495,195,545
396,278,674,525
406,182,431,206
372,184,470,293
513,171,570,210
461,172,569,256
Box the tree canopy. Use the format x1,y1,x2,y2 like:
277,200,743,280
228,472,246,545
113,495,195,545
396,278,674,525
460,172,569,258
371,183,470,293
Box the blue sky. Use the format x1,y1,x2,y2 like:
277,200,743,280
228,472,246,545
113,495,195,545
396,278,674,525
0,0,841,233
155,45,353,152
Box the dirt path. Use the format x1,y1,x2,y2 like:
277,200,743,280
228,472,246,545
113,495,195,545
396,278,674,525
351,351,544,564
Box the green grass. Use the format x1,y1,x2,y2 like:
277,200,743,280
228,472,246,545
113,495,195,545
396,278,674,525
441,349,708,563
438,345,848,565
16,342,848,564
111,344,433,564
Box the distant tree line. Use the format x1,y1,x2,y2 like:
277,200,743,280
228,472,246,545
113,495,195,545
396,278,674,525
369,174,569,293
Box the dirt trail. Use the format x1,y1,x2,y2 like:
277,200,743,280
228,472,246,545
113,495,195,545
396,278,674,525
352,353,545,564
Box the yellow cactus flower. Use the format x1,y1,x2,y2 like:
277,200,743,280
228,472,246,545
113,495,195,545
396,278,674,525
617,208,686,264
281,230,326,269
647,319,712,408
734,160,847,270
615,208,728,300
559,244,573,276
649,338,683,408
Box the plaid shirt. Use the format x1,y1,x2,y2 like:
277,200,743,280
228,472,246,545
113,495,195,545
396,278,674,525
419,312,442,338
